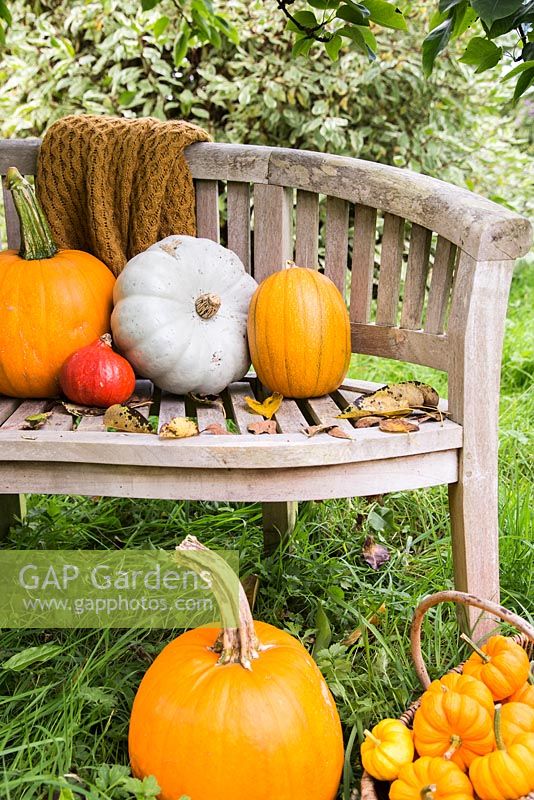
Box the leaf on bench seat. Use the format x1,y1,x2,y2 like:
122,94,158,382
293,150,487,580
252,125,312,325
247,420,277,435
379,418,420,434
159,417,199,439
302,423,351,439
103,404,154,434
244,392,283,420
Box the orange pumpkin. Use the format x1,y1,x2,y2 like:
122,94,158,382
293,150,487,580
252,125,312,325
247,263,351,398
389,756,474,800
425,673,495,719
412,677,495,770
499,701,534,747
504,680,534,708
0,167,115,397
469,705,534,800
129,536,344,800
462,635,531,701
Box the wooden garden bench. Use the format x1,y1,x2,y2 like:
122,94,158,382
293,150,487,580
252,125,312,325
0,139,531,630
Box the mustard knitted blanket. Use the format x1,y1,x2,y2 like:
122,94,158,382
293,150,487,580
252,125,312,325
36,115,211,276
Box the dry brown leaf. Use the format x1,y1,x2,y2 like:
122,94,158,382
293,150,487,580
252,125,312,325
22,412,51,430
302,424,335,437
201,423,231,435
244,393,283,419
379,418,420,433
159,417,199,439
354,416,383,429
104,404,154,434
362,535,390,570
327,426,352,439
343,604,387,646
247,420,277,435
62,402,105,417
337,406,411,420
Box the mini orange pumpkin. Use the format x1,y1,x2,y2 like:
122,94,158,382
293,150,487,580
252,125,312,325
462,635,530,701
129,536,344,800
360,719,414,781
469,705,534,800
247,263,351,398
499,701,534,747
412,677,495,770
389,756,474,800
425,673,495,718
0,168,115,397
505,680,534,709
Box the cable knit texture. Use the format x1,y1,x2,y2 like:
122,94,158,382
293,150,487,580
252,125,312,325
36,115,211,276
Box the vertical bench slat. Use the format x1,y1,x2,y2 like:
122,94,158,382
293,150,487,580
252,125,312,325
305,394,354,435
376,213,405,326
350,205,377,324
400,224,432,330
0,398,22,425
425,236,457,334
227,382,260,434
253,184,293,282
158,394,186,432
2,175,21,250
227,181,251,272
295,190,319,268
325,196,349,295
195,179,220,242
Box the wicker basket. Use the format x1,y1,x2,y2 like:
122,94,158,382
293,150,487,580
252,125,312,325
359,590,534,800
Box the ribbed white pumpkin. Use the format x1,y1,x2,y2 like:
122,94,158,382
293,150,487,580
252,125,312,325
111,236,258,395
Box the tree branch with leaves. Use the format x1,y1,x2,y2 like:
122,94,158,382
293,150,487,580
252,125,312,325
1,0,533,100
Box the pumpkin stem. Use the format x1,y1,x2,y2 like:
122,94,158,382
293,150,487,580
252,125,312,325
494,704,506,751
195,293,221,320
460,632,490,663
420,785,436,800
175,535,261,670
100,334,113,348
5,167,59,260
443,734,462,760
363,729,381,747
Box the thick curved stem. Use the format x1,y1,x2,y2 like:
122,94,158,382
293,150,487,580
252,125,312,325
6,167,58,260
175,535,261,670
494,704,505,751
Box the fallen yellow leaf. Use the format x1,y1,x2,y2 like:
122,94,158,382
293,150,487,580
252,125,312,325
244,392,283,419
159,417,199,439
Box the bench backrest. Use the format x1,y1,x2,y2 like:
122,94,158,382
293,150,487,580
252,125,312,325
1,139,531,424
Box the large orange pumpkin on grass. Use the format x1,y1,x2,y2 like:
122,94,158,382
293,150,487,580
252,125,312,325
247,263,351,398
0,168,115,397
129,536,344,800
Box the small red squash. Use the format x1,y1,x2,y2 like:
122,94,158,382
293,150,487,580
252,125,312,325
128,536,344,800
60,334,135,407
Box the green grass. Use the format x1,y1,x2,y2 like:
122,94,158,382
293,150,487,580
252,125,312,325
0,262,532,800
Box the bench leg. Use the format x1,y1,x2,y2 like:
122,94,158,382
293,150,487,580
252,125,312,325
262,501,298,555
449,458,500,639
0,494,26,541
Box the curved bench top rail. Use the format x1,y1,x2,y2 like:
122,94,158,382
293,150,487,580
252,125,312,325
1,138,531,262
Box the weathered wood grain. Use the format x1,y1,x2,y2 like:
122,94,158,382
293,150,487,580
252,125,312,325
376,214,405,326
401,224,432,330
2,140,531,260
350,205,377,324
0,398,21,426
305,394,354,435
425,236,457,334
351,323,449,371
447,254,515,632
195,179,220,241
227,181,251,272
0,420,462,469
226,382,261,434
262,501,298,553
158,393,186,432
2,174,21,250
253,184,293,281
0,450,459,501
295,190,319,268
325,196,349,295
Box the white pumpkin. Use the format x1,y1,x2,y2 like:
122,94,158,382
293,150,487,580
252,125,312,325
111,235,258,395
